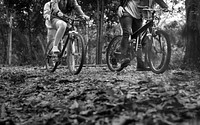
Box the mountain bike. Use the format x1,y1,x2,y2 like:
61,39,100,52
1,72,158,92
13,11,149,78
45,15,85,75
106,7,171,74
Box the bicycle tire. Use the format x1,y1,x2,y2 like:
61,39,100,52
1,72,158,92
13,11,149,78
147,30,171,74
45,39,63,73
45,41,51,71
106,35,123,72
67,32,85,75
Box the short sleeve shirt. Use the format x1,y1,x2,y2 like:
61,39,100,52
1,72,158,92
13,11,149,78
50,0,79,14
124,0,141,19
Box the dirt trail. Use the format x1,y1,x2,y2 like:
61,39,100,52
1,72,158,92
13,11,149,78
0,66,200,125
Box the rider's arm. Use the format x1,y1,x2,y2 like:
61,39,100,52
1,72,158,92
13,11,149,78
50,0,62,16
117,0,126,17
154,0,168,9
43,2,51,20
73,0,85,16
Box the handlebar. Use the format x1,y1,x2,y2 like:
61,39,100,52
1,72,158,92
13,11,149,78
138,6,171,13
63,14,84,22
51,14,86,24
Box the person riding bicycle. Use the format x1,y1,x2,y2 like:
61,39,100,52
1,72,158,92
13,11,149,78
44,1,56,52
117,0,168,71
44,0,89,55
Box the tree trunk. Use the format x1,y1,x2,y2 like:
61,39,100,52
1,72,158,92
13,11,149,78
96,0,104,64
183,0,200,69
27,3,34,63
37,35,46,55
0,24,8,64
88,39,92,64
8,13,13,65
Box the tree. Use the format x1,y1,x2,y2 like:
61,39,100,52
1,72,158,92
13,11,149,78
1,0,49,65
96,0,104,64
0,0,8,64
0,0,120,65
183,0,200,69
0,0,14,65
79,0,119,64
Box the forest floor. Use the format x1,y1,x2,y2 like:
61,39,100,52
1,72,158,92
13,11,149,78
0,65,200,125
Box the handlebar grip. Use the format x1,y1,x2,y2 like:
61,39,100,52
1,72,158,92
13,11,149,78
137,5,149,9
63,14,85,21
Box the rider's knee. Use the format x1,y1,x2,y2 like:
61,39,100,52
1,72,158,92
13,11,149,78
123,32,131,38
123,28,132,37
58,21,67,30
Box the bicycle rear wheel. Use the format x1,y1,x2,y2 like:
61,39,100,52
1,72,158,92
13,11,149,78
106,35,123,71
67,32,85,75
147,30,171,74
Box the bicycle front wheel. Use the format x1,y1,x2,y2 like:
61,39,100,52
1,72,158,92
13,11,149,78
147,30,171,74
67,32,85,75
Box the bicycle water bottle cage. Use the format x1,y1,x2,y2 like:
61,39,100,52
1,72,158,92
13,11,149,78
69,30,78,34
64,26,76,35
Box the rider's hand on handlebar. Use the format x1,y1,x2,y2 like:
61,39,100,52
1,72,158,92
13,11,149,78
162,8,168,12
161,6,170,12
81,15,90,21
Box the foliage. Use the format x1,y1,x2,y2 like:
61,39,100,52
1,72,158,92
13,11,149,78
0,0,188,68
158,0,186,69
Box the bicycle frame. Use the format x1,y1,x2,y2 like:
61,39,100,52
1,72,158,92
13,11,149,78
131,10,156,52
133,20,153,52
106,8,171,73
46,15,86,74
56,16,81,59
132,20,153,39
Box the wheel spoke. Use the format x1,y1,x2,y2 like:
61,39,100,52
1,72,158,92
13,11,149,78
147,30,171,74
68,33,84,75
106,35,125,71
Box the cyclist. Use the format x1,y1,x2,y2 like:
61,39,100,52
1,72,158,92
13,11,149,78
44,1,56,52
45,0,89,55
116,0,168,71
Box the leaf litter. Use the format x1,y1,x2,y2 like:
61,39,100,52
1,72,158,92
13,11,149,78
0,66,200,125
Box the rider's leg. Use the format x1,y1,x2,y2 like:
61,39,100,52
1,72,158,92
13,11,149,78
118,12,133,68
136,49,147,69
47,28,56,53
120,13,133,58
136,42,150,71
131,19,150,71
52,19,68,54
110,12,132,69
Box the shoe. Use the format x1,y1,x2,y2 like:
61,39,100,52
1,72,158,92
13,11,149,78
136,62,151,71
110,51,121,68
52,46,60,55
136,58,151,71
117,58,130,71
111,58,117,68
50,46,60,62
136,66,151,71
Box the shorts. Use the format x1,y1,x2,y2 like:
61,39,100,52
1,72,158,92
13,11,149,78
51,17,68,29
